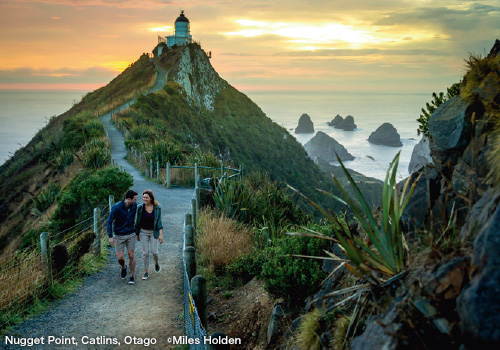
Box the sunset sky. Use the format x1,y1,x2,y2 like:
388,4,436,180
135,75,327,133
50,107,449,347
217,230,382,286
1,0,499,94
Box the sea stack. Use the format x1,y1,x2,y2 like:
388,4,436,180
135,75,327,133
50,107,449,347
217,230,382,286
328,114,344,127
335,115,357,131
304,131,354,163
295,113,315,134
368,123,403,147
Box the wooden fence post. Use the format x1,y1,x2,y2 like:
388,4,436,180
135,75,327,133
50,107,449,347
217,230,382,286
40,232,53,286
185,213,192,227
185,225,195,247
191,275,208,330
93,208,101,257
149,159,153,178
191,198,197,231
184,247,196,283
194,163,198,187
139,153,142,168
156,161,160,181
166,162,171,188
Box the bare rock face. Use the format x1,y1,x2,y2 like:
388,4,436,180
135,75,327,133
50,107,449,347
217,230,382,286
175,46,228,111
335,115,357,131
304,131,354,163
408,137,433,173
328,114,343,126
294,113,315,134
457,202,500,348
368,123,403,147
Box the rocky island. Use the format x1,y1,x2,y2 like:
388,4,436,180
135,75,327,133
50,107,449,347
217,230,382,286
368,122,403,147
304,131,354,163
294,113,315,133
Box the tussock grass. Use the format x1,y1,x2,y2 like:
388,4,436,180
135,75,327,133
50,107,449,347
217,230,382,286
296,308,322,350
197,208,253,272
462,53,500,101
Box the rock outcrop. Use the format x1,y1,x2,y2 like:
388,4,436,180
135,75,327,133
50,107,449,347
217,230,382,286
368,123,403,147
294,113,315,134
458,203,500,347
328,114,343,127
174,46,228,111
408,137,433,173
335,115,356,131
304,131,354,163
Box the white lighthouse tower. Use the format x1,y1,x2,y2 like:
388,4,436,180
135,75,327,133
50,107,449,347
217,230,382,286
166,11,193,48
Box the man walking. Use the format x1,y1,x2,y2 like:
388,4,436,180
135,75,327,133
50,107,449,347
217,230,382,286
106,190,138,285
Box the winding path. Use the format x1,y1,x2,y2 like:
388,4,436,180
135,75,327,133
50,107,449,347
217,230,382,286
4,106,193,349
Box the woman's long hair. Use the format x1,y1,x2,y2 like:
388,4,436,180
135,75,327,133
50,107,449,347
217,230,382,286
143,189,159,206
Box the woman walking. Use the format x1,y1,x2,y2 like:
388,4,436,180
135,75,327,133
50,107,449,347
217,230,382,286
135,189,164,280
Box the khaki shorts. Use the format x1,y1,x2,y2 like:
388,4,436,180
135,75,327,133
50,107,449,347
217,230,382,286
114,232,136,253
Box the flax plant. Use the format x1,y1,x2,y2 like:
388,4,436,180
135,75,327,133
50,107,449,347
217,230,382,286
290,152,420,284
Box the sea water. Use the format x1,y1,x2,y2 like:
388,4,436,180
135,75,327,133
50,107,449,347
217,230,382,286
0,89,430,181
247,90,430,181
0,90,86,164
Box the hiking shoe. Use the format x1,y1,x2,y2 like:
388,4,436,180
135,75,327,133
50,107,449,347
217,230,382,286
142,272,149,280
121,265,127,279
155,263,161,273
129,276,135,285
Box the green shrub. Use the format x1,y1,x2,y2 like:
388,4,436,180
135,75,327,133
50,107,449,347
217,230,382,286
214,173,308,246
83,119,105,139
417,83,460,138
147,140,185,166
53,149,74,172
128,124,156,141
82,144,111,170
225,251,266,286
261,235,328,303
31,182,61,216
52,167,132,231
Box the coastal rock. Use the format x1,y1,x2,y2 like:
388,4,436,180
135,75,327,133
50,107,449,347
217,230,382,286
368,123,403,147
328,114,343,126
335,115,356,131
400,167,440,231
458,201,500,348
304,131,354,163
408,137,433,173
294,114,315,134
427,96,480,174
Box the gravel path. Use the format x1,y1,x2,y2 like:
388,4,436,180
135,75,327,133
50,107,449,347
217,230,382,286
3,109,193,350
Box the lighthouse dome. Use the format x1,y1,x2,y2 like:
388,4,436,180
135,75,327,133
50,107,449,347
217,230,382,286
175,11,190,23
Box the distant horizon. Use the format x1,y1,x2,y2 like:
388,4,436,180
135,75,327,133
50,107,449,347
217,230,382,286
1,1,499,95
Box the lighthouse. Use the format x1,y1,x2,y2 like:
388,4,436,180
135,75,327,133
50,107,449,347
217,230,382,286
166,11,193,48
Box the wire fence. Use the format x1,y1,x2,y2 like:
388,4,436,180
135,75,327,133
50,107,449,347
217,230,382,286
123,147,242,189
183,199,207,349
0,204,111,331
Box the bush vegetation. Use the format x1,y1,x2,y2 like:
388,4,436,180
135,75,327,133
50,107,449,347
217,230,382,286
417,83,460,139
52,166,132,232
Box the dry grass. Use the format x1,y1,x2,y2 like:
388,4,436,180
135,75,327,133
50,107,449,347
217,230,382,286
295,308,322,350
462,53,500,101
0,250,45,310
197,208,253,271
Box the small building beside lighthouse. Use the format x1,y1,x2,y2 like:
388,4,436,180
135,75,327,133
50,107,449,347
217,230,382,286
166,11,193,48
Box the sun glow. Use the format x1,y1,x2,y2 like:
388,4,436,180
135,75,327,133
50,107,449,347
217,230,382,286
101,61,131,72
225,19,441,49
150,26,172,32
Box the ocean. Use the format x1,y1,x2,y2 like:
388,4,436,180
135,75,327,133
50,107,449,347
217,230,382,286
0,89,428,181
0,90,86,164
